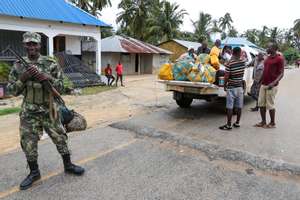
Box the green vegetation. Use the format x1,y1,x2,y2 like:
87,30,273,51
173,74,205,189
70,0,111,15
283,48,300,64
0,107,21,116
75,0,300,62
63,75,74,94
81,86,116,95
0,62,11,82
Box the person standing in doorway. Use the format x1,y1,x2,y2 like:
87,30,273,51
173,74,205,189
104,64,115,86
255,42,284,128
115,61,124,87
219,47,246,130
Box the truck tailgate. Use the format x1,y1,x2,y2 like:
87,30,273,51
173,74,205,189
158,80,220,95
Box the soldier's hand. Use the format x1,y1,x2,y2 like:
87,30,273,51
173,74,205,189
20,65,39,83
35,72,53,82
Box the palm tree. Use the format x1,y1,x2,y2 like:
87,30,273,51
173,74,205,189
258,26,269,47
293,19,300,50
242,29,259,44
117,0,152,40
219,13,233,32
70,0,112,16
294,19,300,33
192,12,212,42
209,19,221,34
227,27,238,37
269,27,283,43
147,1,187,43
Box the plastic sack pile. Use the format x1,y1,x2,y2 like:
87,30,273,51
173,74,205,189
158,53,216,84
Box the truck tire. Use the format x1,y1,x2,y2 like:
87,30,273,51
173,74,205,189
176,98,193,108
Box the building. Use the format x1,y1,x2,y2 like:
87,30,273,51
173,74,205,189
83,35,172,75
0,0,110,74
158,39,201,62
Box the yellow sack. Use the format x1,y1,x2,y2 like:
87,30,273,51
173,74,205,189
209,46,221,70
158,63,173,80
210,55,220,70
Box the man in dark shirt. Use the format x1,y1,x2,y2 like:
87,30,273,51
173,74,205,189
255,42,284,128
220,47,246,130
196,41,211,55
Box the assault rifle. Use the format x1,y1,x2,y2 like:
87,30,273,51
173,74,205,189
1,46,65,105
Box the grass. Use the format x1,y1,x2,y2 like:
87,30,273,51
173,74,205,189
0,107,21,116
80,85,117,95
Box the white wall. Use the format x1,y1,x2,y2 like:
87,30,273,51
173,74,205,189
0,15,102,74
65,35,81,55
153,54,170,69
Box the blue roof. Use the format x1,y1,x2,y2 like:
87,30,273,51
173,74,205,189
222,37,258,48
0,0,110,27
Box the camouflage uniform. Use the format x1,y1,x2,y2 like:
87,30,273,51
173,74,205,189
7,46,69,162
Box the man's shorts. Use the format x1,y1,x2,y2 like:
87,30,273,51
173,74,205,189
258,85,278,110
226,87,244,109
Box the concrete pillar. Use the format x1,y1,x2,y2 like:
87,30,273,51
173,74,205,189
44,33,56,56
95,34,102,75
48,36,54,56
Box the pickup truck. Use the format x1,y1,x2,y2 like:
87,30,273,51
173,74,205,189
159,66,253,108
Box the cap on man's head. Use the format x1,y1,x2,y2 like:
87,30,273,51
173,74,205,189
23,32,41,43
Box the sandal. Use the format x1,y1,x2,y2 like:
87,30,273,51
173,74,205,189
254,122,266,128
219,124,232,131
233,122,240,128
265,123,276,129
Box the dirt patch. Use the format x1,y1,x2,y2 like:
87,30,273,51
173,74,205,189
0,75,171,154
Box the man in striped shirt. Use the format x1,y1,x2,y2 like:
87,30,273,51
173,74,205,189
220,47,246,130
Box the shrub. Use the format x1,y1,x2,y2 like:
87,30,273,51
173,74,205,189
63,75,74,94
283,48,300,64
0,62,11,82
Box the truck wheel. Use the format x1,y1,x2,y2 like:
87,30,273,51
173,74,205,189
176,98,193,108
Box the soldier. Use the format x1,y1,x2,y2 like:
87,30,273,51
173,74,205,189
7,32,84,190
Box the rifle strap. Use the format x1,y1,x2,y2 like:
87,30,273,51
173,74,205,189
49,93,58,122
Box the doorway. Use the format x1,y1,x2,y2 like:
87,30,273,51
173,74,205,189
54,36,66,53
135,54,139,73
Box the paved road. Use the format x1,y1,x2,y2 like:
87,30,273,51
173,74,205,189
1,69,300,199
118,68,300,165
1,126,300,200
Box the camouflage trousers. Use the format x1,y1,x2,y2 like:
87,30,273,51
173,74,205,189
19,109,70,162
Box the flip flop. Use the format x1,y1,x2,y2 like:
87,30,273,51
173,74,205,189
265,123,276,129
254,122,266,128
233,123,240,128
219,124,232,131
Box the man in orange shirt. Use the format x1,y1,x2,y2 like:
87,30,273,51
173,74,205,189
104,64,115,86
115,61,124,87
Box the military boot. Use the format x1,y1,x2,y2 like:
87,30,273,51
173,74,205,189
20,161,41,190
62,154,85,175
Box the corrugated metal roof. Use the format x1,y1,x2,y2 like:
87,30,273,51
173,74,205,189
0,0,110,27
101,35,173,54
222,37,258,48
172,39,202,50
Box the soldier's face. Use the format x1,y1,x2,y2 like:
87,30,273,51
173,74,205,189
24,42,41,57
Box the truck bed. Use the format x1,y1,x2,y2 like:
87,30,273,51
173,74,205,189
158,80,223,96
158,80,218,88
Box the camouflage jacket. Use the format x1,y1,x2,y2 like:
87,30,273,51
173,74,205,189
7,55,64,113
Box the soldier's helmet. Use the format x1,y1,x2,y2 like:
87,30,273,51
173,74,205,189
23,32,41,43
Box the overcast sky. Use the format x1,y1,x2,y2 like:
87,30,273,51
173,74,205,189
100,0,300,33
